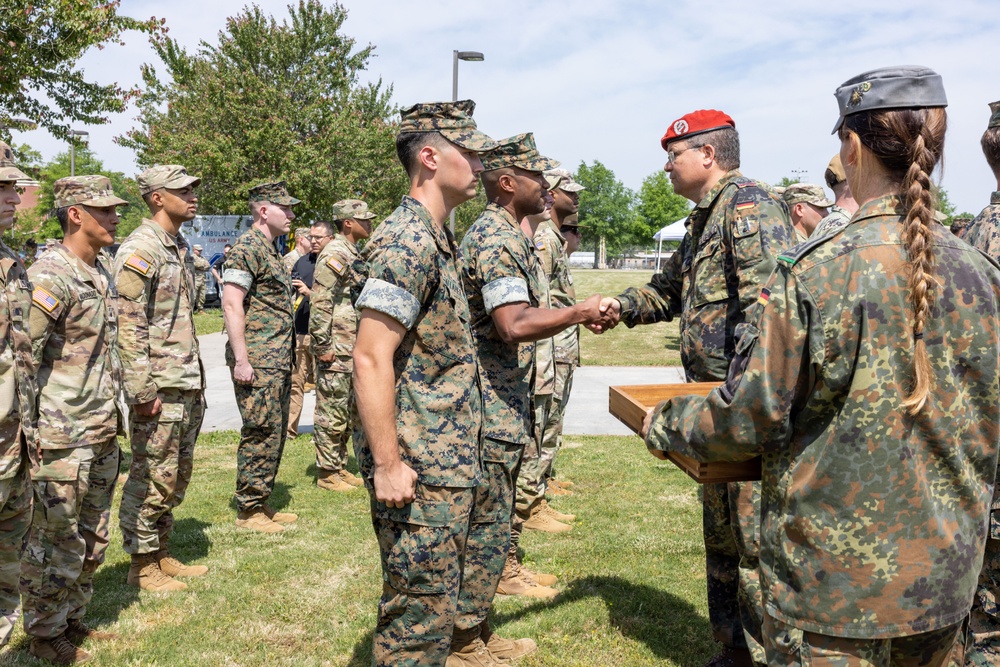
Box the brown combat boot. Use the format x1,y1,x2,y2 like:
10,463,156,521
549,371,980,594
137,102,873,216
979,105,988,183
496,555,558,599
520,561,558,587
155,549,209,578
316,469,354,492
262,504,298,524
523,503,572,533
549,478,573,489
447,627,503,667
127,553,187,592
546,483,573,497
481,621,538,662
235,508,284,533
29,634,92,665
66,619,119,644
338,469,364,487
537,499,575,522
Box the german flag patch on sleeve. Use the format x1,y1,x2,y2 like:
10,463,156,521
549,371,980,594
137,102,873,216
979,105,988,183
32,286,60,313
124,254,152,276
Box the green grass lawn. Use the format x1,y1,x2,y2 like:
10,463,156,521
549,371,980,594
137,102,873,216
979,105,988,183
1,433,715,666
194,308,225,336
572,269,681,368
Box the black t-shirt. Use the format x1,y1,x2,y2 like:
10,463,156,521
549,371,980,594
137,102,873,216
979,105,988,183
292,252,317,334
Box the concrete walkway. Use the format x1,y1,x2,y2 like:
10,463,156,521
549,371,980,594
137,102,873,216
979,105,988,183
199,331,683,436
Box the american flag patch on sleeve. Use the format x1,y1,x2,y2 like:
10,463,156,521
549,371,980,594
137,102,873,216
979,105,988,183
32,286,60,313
124,254,152,276
327,257,345,275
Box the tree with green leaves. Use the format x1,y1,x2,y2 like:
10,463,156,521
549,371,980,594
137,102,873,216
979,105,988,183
636,171,690,246
120,0,407,222
575,160,636,267
0,0,163,141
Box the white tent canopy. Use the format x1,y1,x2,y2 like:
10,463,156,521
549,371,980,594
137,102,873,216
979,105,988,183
653,218,688,269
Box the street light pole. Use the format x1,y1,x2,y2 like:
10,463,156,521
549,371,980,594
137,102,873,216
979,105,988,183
449,50,485,234
68,129,89,176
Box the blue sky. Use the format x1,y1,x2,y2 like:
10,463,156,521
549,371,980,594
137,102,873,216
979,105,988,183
12,0,1000,215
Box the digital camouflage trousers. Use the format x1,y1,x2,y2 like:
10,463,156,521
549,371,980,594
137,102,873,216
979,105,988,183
233,368,290,513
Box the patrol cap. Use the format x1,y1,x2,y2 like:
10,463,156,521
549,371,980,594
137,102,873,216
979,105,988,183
249,181,301,206
825,154,847,188
193,244,203,251
398,99,497,152
332,198,376,220
660,109,736,150
137,164,201,195
544,167,585,193
481,133,559,173
782,183,833,208
988,100,1000,129
53,175,129,208
0,141,30,183
832,66,947,134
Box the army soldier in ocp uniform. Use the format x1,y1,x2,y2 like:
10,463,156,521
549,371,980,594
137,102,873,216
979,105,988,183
0,141,36,649
599,109,794,667
114,165,208,593
22,175,128,664
223,181,298,534
191,245,210,312
308,200,372,492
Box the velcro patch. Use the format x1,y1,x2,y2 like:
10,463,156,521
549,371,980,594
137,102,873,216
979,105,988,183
735,201,754,211
79,289,98,300
124,254,152,276
757,288,771,307
32,286,60,313
327,257,345,275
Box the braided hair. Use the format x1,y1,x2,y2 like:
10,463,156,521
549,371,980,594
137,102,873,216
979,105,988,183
840,107,947,414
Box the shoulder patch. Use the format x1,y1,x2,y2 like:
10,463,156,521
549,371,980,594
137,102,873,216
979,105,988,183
534,239,545,251
32,286,60,313
734,178,754,188
124,254,152,276
326,257,346,275
778,231,831,267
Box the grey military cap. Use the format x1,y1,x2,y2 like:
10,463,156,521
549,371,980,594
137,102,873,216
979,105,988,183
832,66,947,134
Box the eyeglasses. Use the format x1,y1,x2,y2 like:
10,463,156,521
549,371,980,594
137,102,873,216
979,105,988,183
665,145,702,164
563,227,581,235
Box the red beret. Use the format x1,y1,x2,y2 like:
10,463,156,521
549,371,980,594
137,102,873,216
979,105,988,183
660,109,736,150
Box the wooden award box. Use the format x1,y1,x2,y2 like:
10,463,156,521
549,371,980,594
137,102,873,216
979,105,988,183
608,383,762,483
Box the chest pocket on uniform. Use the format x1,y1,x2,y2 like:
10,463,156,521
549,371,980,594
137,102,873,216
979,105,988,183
733,213,764,269
688,228,728,308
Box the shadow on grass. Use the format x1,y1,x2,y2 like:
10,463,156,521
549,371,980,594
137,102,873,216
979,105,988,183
226,481,295,512
345,630,375,667
494,575,714,663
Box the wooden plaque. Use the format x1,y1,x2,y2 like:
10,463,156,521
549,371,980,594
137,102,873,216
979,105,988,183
609,383,762,484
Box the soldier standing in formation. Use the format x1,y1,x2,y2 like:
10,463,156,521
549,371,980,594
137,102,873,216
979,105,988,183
810,154,858,239
308,200,372,492
286,226,319,442
22,176,128,664
781,184,832,243
644,65,1000,666
599,109,794,667
0,143,35,650
191,244,210,312
222,182,298,534
113,165,208,593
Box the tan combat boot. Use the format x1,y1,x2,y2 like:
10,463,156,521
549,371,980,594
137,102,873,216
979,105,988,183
338,470,364,487
235,508,285,533
522,503,572,533
546,483,573,497
66,619,119,644
155,549,209,578
481,621,538,662
496,555,558,599
127,553,187,592
262,504,298,524
29,634,92,665
537,499,575,522
549,478,573,489
520,560,558,587
447,627,503,667
317,469,354,492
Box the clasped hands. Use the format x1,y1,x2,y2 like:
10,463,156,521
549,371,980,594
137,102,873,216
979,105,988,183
579,296,621,334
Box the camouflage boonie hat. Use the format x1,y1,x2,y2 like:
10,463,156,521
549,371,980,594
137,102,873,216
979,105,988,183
138,164,201,195
332,198,376,220
53,175,129,208
782,183,833,208
249,181,301,206
544,167,585,192
988,100,1000,129
398,99,497,152
832,65,947,133
0,141,30,183
481,133,560,173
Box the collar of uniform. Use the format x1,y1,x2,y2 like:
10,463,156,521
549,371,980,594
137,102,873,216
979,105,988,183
694,169,745,211
485,201,519,230
540,218,564,243
991,191,1000,205
50,242,105,288
333,233,360,258
140,218,178,248
852,194,906,222
247,225,281,256
400,195,456,258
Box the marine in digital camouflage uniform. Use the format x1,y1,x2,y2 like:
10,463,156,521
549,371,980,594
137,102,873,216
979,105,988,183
0,141,36,648
605,110,794,666
958,98,1000,667
191,245,211,312
353,100,498,666
22,176,128,663
648,64,995,667
223,181,297,533
308,202,372,492
114,165,208,592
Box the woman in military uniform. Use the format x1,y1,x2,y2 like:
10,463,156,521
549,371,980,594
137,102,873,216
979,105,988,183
642,66,1000,665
